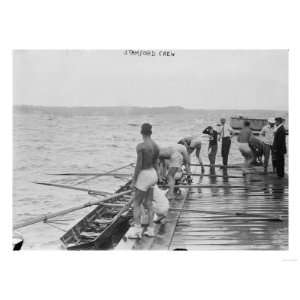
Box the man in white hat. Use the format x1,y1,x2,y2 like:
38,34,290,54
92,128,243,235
260,117,275,173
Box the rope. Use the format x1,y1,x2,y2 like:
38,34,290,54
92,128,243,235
74,163,134,186
44,221,67,232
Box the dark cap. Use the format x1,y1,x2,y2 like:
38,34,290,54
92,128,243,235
275,117,284,122
141,123,152,135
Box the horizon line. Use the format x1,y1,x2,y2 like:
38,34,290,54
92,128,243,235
13,104,288,112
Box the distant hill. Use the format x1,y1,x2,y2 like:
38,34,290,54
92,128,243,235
13,105,288,121
13,105,187,116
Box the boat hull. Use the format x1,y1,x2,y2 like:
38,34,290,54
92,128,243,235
230,116,267,132
60,181,132,250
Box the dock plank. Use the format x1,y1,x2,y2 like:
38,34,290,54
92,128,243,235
115,165,288,250
115,190,189,250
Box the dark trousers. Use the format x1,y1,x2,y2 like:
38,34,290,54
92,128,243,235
208,144,218,165
221,137,231,165
271,147,276,171
275,153,285,178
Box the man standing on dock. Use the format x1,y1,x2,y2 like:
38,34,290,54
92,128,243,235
127,123,160,239
202,126,218,166
273,117,287,178
237,120,254,175
218,118,233,168
260,118,275,173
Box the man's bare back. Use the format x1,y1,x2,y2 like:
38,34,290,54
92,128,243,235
137,139,160,170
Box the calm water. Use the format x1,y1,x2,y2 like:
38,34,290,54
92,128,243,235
13,108,288,249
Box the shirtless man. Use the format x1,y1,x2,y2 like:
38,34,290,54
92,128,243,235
178,135,204,172
159,144,191,199
237,120,254,174
127,123,160,239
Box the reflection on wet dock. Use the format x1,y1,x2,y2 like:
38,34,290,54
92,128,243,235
116,165,288,250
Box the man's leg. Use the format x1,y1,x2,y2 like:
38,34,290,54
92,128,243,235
133,189,146,225
167,167,177,199
208,147,213,165
127,189,146,238
195,147,204,172
271,147,276,172
221,140,224,164
224,138,231,165
221,139,226,165
239,145,251,175
263,143,270,173
143,188,155,236
210,145,217,165
276,154,285,178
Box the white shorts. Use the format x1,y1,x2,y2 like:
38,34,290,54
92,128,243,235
135,168,158,192
237,142,252,156
190,137,202,149
169,151,183,168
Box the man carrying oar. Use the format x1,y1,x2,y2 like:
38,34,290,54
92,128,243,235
126,123,160,239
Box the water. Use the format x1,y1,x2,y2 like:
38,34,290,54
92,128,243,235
13,107,288,249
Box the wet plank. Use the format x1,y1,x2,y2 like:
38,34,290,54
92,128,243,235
115,190,189,250
116,164,288,250
168,166,288,250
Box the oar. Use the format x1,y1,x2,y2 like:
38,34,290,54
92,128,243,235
33,181,112,196
187,173,244,179
74,162,134,185
47,172,244,179
13,190,132,230
47,172,132,176
159,184,287,190
159,184,248,189
170,208,284,222
190,163,243,168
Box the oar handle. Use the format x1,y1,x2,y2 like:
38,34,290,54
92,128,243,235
13,190,132,230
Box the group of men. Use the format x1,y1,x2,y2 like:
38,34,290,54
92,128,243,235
127,117,287,239
237,117,287,177
178,118,234,169
127,119,235,239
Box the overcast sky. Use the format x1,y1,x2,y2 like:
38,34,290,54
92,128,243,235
13,50,288,110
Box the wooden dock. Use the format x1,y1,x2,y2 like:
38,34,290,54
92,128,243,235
116,165,288,250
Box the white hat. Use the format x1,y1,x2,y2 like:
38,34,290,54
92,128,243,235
268,117,275,123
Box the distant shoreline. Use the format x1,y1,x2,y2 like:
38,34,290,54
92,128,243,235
13,104,288,114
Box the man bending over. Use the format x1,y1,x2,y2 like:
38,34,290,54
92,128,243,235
159,144,191,199
178,135,204,172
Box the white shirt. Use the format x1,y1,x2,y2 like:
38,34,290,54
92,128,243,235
219,124,233,138
260,124,274,145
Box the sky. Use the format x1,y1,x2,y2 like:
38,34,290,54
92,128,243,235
13,50,288,110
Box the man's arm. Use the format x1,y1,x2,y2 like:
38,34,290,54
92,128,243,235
217,126,222,141
182,149,191,174
202,128,209,134
195,147,200,160
228,125,234,137
260,126,266,137
132,144,143,185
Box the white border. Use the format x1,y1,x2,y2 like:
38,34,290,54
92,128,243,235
1,1,299,300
